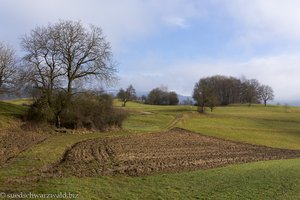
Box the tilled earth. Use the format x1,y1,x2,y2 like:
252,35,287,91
0,128,48,165
47,128,300,177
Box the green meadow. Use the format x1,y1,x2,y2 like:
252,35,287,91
0,100,300,199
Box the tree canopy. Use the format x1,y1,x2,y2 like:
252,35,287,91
193,75,274,112
117,85,137,107
146,87,179,105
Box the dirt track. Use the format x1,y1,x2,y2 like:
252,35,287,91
47,128,300,177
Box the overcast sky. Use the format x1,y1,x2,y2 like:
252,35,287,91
1,0,300,103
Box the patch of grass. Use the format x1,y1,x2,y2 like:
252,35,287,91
25,158,300,199
0,101,27,117
0,101,28,129
2,98,33,106
123,113,175,132
120,101,195,132
121,102,300,150
178,105,300,150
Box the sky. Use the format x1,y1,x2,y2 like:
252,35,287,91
1,0,300,103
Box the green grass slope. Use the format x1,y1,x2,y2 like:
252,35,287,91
33,158,300,200
0,101,27,128
0,101,27,116
120,101,300,150
178,104,300,150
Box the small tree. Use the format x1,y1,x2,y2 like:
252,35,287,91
117,85,136,107
259,85,274,106
168,91,179,105
193,78,219,113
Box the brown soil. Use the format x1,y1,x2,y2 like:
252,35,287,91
47,128,300,177
0,126,48,165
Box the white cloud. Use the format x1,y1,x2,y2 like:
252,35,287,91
223,0,300,44
0,0,206,51
164,17,189,28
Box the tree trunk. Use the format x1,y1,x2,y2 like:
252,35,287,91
122,99,127,107
67,80,72,99
198,105,205,113
56,114,61,128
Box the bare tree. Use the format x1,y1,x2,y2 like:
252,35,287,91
117,85,136,107
241,79,261,106
21,20,116,127
193,77,219,112
146,87,179,105
21,26,63,105
168,91,179,105
0,42,17,93
259,85,274,106
22,20,115,96
54,21,115,99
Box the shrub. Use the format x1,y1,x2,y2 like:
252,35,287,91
27,91,128,131
26,97,55,123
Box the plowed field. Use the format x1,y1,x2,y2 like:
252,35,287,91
48,128,300,177
0,128,48,165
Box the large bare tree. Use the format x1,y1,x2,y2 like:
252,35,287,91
54,21,115,98
0,42,17,93
22,20,115,98
21,20,116,127
21,26,63,104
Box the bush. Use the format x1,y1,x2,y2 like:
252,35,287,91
26,97,55,123
27,91,128,131
62,92,128,130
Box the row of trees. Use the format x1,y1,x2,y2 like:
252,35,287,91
146,87,179,105
117,76,274,110
0,20,127,130
117,85,179,106
192,75,274,112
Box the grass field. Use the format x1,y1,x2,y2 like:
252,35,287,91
0,101,27,128
178,105,300,150
0,100,300,199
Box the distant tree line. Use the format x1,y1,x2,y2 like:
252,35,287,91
193,75,274,112
117,85,179,106
146,87,179,105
